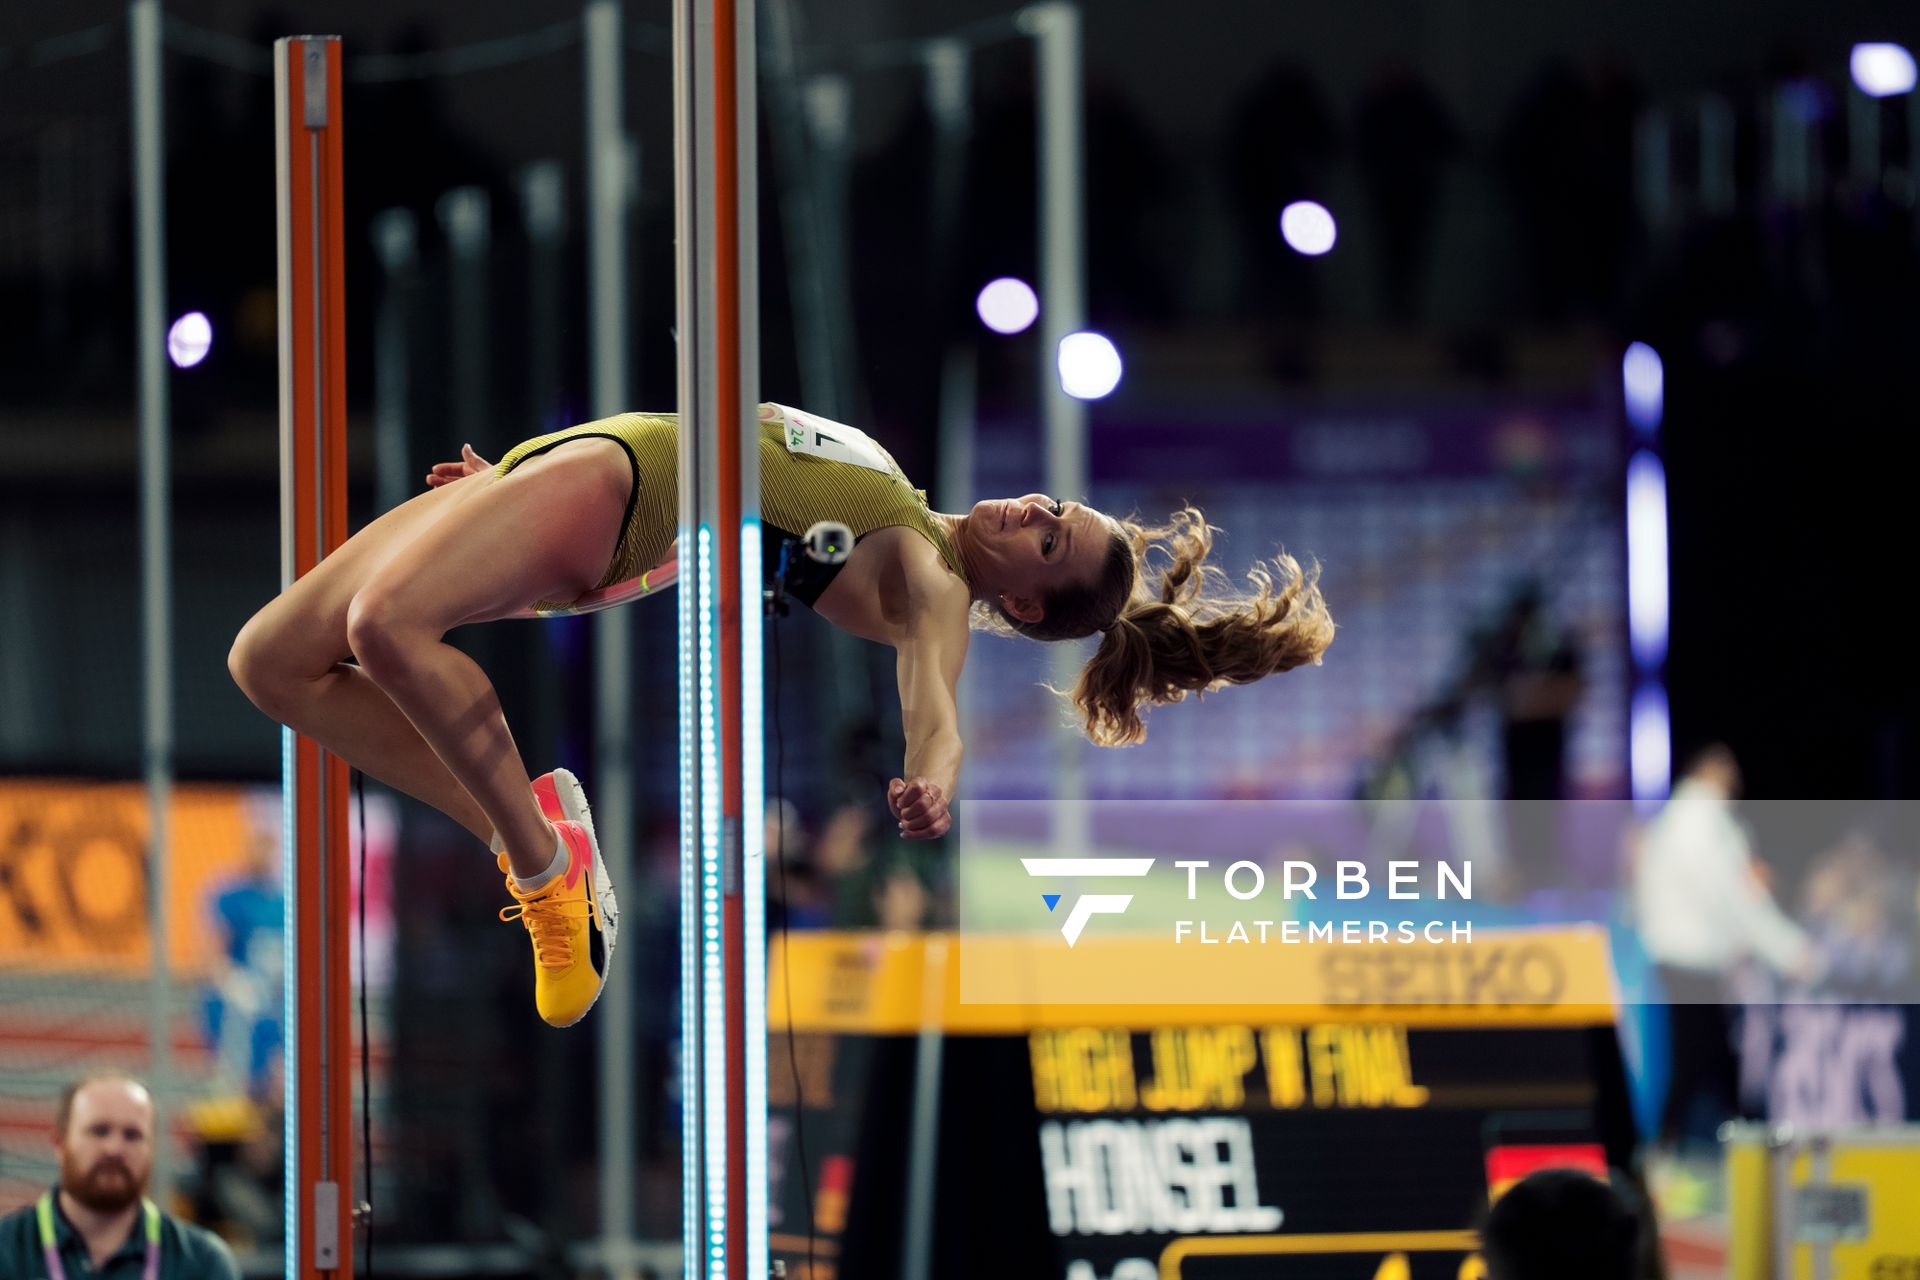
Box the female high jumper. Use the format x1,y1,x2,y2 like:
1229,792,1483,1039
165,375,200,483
229,404,1334,1027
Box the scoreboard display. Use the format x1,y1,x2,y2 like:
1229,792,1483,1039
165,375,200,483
767,928,1636,1280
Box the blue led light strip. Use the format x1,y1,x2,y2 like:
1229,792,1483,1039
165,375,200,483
280,725,297,1279
740,521,768,1271
697,527,728,1276
678,515,700,1280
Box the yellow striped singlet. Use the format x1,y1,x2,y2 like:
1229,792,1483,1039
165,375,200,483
494,407,968,608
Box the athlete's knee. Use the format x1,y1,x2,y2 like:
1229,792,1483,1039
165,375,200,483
228,609,298,718
344,585,430,685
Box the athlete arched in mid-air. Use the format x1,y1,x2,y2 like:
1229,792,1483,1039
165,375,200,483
230,404,1334,1025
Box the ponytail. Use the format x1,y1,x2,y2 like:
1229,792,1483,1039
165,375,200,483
972,505,1334,746
1072,507,1334,746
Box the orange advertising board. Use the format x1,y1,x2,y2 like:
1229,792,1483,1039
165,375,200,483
0,779,277,975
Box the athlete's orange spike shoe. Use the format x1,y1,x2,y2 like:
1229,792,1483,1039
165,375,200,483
497,813,615,1028
531,767,621,956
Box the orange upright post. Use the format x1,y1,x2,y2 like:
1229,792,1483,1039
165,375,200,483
275,35,354,1280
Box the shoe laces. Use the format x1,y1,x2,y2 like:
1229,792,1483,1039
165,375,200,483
499,872,592,970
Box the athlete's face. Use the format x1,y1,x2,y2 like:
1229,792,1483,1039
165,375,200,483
967,493,1110,624
58,1080,153,1213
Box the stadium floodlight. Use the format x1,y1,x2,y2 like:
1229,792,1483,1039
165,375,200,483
1626,450,1670,671
1057,331,1123,400
1851,43,1916,98
167,312,212,368
1279,200,1337,256
1622,341,1663,436
977,277,1040,334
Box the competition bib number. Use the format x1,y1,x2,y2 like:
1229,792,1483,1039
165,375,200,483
769,403,894,475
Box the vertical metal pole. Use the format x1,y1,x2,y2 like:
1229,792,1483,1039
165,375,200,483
519,161,572,781
1029,2,1086,538
584,6,639,1278
676,0,762,1272
672,7,700,1264
911,54,973,1275
759,0,853,417
794,70,870,733
436,186,492,454
737,6,766,1266
1910,90,1920,219
758,0,863,741
899,936,950,1280
934,348,978,529
129,0,174,1208
799,72,854,414
1808,1137,1834,1280
1635,108,1671,235
1698,96,1735,217
39,125,75,346
927,37,975,519
1849,85,1880,189
1771,86,1811,207
924,40,971,289
519,162,567,428
370,209,417,516
1022,1,1090,856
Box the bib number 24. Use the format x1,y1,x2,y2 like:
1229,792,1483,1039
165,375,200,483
769,402,895,475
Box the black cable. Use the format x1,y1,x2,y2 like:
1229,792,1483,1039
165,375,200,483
352,768,374,1278
771,603,819,1277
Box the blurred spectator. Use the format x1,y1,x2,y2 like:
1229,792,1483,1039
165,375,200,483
1728,829,1915,1130
1483,580,1585,806
1353,62,1459,326
874,865,930,932
772,858,829,930
835,716,898,812
766,795,802,856
1632,744,1816,1146
816,802,878,926
767,797,830,930
1798,830,1913,995
1387,579,1581,894
182,1080,282,1250
1488,581,1585,894
636,813,684,1169
810,801,936,930
0,1075,241,1278
1482,1168,1648,1280
202,831,284,1097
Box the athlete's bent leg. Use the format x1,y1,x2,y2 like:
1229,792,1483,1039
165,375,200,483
340,440,630,878
229,468,498,840
229,439,631,869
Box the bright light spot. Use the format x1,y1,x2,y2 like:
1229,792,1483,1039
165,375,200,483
1626,450,1669,671
167,312,212,368
1852,43,1917,98
1622,341,1664,436
976,277,1039,334
1279,201,1337,256
1630,684,1672,811
1057,331,1123,400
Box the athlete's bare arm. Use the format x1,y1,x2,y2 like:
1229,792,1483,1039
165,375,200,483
884,557,970,841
